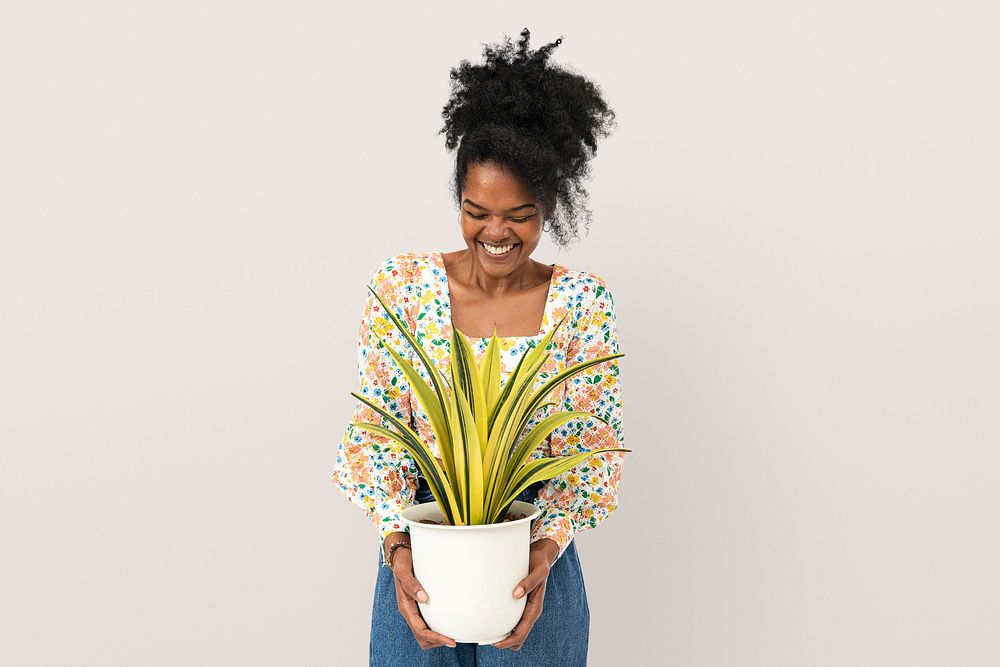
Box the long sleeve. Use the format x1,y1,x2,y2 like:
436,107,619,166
529,279,626,564
331,257,420,567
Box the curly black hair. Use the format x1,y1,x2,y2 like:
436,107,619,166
439,28,616,248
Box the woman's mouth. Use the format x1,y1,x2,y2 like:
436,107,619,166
479,241,518,259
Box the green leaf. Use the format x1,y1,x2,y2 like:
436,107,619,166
348,291,632,529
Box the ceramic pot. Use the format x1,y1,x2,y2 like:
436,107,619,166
398,499,542,645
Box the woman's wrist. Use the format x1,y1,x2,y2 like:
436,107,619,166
383,531,411,570
383,531,410,553
531,537,560,568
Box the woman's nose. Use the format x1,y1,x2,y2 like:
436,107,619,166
483,216,510,234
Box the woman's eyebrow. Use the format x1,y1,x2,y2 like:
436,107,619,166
463,198,537,212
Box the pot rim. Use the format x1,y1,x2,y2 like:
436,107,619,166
399,499,541,531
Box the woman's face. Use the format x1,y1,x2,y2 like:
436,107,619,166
459,161,545,273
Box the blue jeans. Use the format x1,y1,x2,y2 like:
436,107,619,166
369,475,591,666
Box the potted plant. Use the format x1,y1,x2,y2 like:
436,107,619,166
350,284,631,644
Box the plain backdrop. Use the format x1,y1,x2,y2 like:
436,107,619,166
2,2,998,665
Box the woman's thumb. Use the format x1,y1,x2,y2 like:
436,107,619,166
409,573,429,603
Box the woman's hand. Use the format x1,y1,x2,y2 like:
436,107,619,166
389,545,458,650
491,538,559,651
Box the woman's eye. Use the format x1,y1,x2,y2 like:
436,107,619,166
463,211,533,222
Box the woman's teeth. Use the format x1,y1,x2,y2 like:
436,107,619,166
481,242,517,256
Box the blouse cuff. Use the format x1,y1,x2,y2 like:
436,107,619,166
377,502,411,568
529,508,576,565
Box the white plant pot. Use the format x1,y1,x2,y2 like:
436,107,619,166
398,499,542,645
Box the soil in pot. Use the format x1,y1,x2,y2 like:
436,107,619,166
416,513,528,525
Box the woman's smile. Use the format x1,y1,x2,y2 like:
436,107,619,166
479,240,520,260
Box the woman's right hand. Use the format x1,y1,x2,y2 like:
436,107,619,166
389,542,458,650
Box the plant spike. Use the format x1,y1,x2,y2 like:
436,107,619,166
450,319,489,458
349,291,631,529
480,324,503,417
349,392,461,524
366,284,458,485
489,446,632,523
507,352,626,467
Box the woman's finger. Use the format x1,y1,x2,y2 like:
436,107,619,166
391,550,431,603
397,594,458,649
391,554,457,649
491,618,529,651
512,553,550,600
493,578,547,650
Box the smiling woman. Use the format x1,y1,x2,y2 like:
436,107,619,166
331,26,622,666
448,160,559,338
441,29,616,251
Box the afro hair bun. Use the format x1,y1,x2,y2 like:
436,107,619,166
440,28,616,248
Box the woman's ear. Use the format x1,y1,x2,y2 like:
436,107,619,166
542,194,557,222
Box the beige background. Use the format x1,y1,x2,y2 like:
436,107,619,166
2,2,998,665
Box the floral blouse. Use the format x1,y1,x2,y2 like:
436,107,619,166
331,250,626,567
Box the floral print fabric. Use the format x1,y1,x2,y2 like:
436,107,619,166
331,250,626,567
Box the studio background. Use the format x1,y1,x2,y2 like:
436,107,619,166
1,2,998,665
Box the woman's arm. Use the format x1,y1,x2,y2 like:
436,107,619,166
529,278,626,564
331,256,419,567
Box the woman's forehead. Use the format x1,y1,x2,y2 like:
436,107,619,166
462,162,535,201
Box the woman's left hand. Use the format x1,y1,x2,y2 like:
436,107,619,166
491,538,559,651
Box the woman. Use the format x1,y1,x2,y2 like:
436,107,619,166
331,28,623,666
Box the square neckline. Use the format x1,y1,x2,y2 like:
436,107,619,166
432,250,561,340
